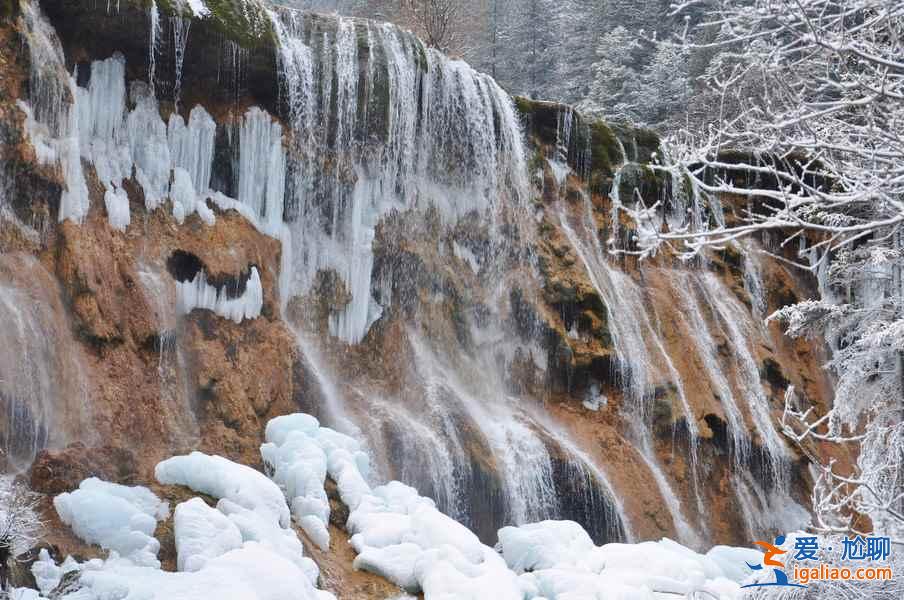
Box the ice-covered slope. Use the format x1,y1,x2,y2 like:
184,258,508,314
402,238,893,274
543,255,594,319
25,413,761,600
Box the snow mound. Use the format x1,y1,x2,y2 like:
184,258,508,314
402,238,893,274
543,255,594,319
217,498,321,585
173,498,243,572
53,478,168,566
66,543,332,600
262,413,523,598
497,520,756,599
42,450,336,600
156,451,289,527
260,413,370,550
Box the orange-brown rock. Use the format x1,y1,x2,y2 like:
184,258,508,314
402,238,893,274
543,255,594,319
29,443,138,495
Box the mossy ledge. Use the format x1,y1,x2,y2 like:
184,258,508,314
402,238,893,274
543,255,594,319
128,0,275,48
38,0,281,116
513,95,661,186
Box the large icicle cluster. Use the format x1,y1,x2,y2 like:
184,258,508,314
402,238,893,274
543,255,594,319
18,3,288,238
19,1,531,345
266,9,530,343
175,267,264,324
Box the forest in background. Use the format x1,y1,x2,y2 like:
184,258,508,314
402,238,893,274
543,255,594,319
275,0,731,132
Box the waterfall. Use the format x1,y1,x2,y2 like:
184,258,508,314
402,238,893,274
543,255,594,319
670,272,751,468
19,1,90,224
699,273,790,493
556,197,708,546
7,0,812,552
0,256,90,470
300,324,631,544
267,7,528,344
742,244,768,325
171,16,191,109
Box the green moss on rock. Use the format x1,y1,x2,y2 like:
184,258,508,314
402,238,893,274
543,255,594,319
588,121,622,180
128,0,274,48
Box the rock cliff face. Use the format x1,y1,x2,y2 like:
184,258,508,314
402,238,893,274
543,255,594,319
0,0,834,582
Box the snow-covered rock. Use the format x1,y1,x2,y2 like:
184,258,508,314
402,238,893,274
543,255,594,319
173,498,243,572
156,452,290,527
53,478,168,566
497,520,756,600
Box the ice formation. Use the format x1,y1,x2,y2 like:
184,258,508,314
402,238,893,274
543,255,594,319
173,497,243,572
16,8,288,237
36,413,769,600
175,266,263,323
261,413,370,550
262,413,763,599
266,9,529,344
156,451,290,527
47,544,331,600
497,521,759,599
44,453,334,600
53,478,169,567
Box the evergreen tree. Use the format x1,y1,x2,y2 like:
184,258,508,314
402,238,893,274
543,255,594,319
578,26,641,122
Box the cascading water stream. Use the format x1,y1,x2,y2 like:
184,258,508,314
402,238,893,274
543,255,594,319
698,273,790,494
555,197,704,547
669,271,751,469
0,256,91,470
171,16,191,109
148,1,159,93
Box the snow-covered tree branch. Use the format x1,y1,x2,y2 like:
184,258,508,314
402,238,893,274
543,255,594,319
627,0,904,543
0,475,43,592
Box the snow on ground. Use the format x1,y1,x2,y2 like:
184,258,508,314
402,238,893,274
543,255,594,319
34,413,764,599
498,520,759,599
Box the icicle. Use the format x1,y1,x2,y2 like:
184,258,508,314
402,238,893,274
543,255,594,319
237,107,285,235
149,1,160,93
127,82,171,210
76,55,134,230
167,106,215,193
171,16,191,109
176,266,263,323
170,167,214,225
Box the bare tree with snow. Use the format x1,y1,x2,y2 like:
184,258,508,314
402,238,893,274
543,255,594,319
0,475,43,592
619,0,904,543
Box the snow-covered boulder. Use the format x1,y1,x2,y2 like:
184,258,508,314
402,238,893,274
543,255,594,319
156,452,290,527
173,498,243,572
53,478,168,566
